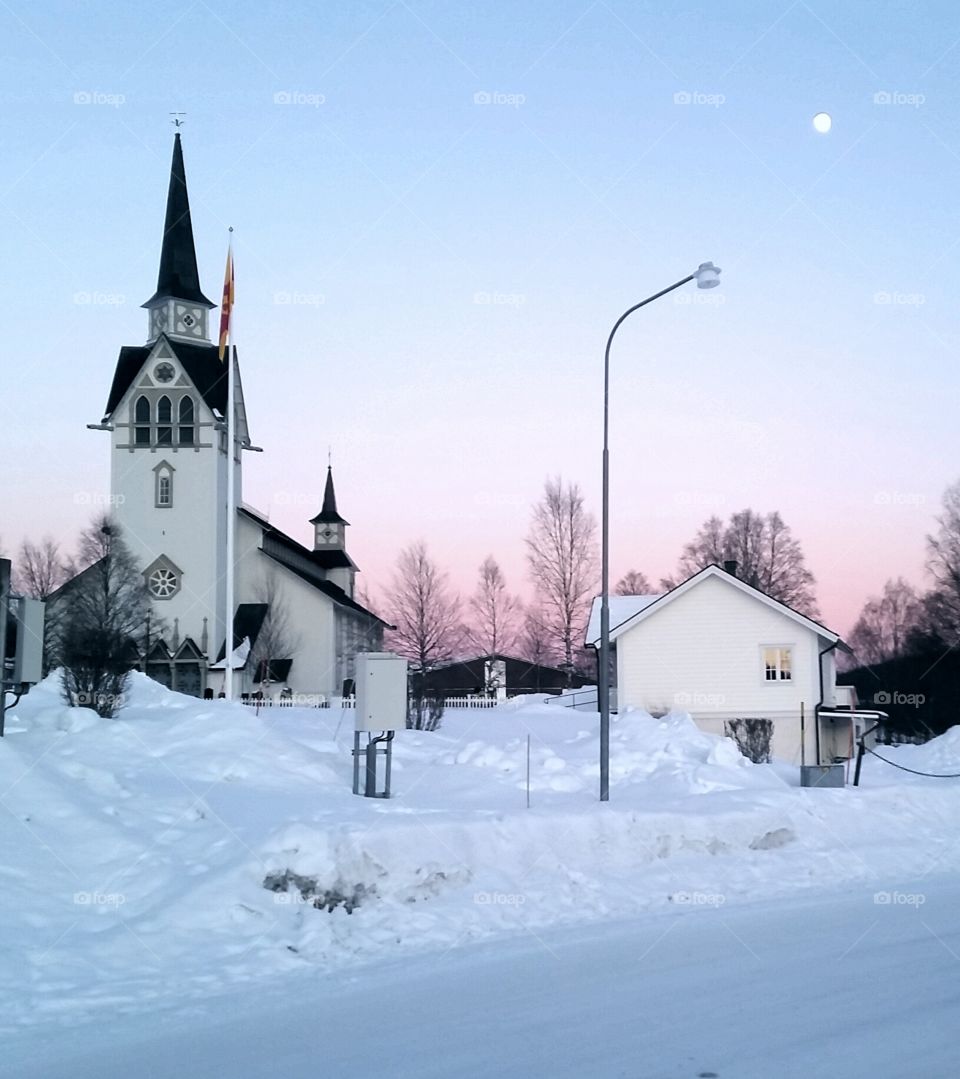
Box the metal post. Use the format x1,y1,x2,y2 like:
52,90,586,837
800,701,806,767
0,558,10,739
526,733,531,809
599,274,695,802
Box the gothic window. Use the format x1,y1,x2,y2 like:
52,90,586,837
134,395,151,445
154,461,175,508
178,396,195,445
157,395,172,445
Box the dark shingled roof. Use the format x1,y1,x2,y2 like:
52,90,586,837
216,602,268,662
309,466,349,526
142,134,214,309
103,337,233,419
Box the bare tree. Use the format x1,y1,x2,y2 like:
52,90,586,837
15,537,66,599
516,604,554,667
14,537,67,674
59,517,150,718
615,569,653,596
845,578,923,667
468,556,520,656
384,541,464,672
925,478,960,644
525,477,598,676
250,568,301,691
667,509,819,616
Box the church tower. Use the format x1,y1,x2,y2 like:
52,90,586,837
309,466,357,596
93,134,250,671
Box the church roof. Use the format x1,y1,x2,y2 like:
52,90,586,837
142,134,214,309
309,466,349,526
103,336,236,420
238,506,386,626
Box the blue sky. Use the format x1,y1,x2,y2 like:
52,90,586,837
3,0,960,629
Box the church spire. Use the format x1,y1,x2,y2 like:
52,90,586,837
311,466,349,526
142,134,214,310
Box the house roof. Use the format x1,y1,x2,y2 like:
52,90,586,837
584,594,661,646
142,134,214,309
103,336,241,420
585,564,842,648
238,505,386,626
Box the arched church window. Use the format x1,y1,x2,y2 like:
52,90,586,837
179,396,195,445
157,395,172,445
154,461,174,508
134,395,151,445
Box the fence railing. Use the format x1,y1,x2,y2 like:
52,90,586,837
240,693,502,711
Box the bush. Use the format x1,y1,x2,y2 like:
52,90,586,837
724,718,773,764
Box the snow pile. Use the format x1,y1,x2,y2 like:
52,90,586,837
2,671,960,1034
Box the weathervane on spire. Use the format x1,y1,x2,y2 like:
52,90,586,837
170,112,186,128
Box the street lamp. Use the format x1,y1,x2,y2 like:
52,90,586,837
598,262,721,802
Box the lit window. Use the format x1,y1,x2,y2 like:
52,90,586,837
135,395,150,445
179,396,194,445
157,395,172,445
763,647,792,682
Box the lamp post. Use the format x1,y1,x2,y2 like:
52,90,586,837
598,262,721,802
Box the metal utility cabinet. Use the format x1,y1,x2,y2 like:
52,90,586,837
352,652,407,798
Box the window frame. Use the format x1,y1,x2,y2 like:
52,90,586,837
761,645,793,683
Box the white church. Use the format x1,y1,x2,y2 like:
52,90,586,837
88,133,385,699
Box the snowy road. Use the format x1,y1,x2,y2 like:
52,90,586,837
7,874,959,1079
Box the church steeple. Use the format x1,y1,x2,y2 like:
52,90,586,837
142,133,215,344
311,466,349,550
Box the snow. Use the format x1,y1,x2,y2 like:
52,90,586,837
3,670,960,1073
584,593,661,645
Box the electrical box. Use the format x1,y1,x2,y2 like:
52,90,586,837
355,652,407,732
9,598,45,684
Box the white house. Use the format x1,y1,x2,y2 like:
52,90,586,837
586,563,877,765
77,133,386,699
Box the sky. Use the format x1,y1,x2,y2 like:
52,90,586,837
2,0,959,634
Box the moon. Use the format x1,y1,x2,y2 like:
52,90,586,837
813,112,832,133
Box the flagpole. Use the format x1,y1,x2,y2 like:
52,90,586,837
224,230,236,701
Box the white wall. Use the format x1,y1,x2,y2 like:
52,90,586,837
615,573,829,764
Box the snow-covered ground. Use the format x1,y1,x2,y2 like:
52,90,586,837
2,672,959,1074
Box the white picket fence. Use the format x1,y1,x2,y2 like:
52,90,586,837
241,694,501,711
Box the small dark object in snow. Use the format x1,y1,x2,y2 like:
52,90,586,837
698,1072,719,1077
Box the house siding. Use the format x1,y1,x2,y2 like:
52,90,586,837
615,574,825,763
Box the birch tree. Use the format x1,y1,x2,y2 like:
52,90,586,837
468,556,520,655
525,477,598,675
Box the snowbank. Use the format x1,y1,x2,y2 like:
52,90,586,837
2,672,960,1034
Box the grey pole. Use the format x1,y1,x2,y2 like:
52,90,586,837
599,274,697,802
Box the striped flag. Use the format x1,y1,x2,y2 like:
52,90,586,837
218,246,234,362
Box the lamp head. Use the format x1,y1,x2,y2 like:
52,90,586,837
694,261,721,289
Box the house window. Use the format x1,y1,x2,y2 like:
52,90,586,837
178,396,194,445
157,395,172,445
135,395,151,445
763,647,792,682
